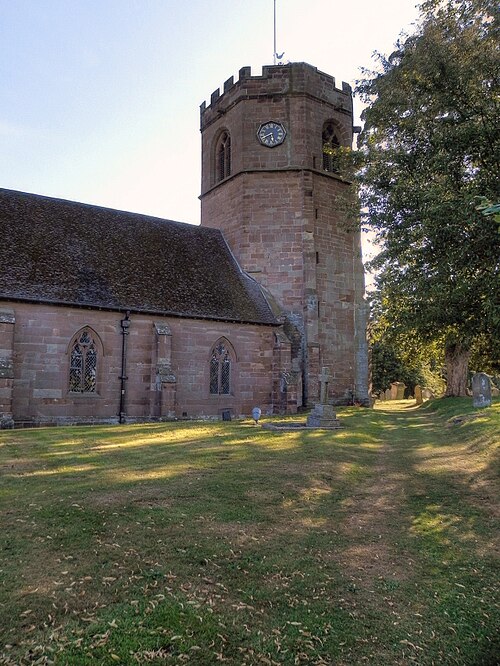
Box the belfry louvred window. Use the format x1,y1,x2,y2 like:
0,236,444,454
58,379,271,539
69,329,97,393
210,341,231,395
216,131,231,182
322,121,340,173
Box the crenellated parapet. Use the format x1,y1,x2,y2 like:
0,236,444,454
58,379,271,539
199,60,368,407
200,62,353,131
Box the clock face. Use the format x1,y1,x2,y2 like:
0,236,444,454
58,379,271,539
257,121,286,147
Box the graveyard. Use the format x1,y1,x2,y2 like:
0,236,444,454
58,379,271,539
1,1,497,663
1,397,498,665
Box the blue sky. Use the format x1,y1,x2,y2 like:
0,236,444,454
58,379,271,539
1,0,420,225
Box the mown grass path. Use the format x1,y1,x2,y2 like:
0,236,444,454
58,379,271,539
1,399,498,665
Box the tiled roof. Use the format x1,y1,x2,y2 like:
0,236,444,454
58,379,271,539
0,188,277,325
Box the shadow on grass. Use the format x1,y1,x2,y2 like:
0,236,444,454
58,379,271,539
0,399,498,665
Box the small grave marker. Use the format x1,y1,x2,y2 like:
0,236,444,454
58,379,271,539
252,407,262,424
391,382,406,400
472,373,492,408
306,367,340,428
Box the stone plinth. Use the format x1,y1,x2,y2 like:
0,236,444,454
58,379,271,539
306,403,341,428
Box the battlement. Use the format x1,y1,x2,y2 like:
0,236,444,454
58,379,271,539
200,62,352,129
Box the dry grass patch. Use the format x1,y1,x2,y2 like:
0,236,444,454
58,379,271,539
1,400,498,665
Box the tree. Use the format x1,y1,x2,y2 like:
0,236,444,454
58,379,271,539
369,289,446,395
355,0,500,396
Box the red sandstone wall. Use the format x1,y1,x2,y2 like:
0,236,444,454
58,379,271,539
202,171,307,313
312,173,363,402
4,302,276,424
200,64,353,192
199,64,366,405
202,168,362,403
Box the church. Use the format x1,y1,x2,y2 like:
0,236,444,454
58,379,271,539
0,62,369,427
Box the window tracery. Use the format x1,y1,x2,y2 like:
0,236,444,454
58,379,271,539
69,329,98,393
322,121,341,173
209,340,232,395
216,131,231,182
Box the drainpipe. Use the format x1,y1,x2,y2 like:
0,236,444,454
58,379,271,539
119,311,131,424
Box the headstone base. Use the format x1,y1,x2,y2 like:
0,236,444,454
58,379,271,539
306,403,341,428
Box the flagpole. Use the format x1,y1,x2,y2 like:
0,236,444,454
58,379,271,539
273,0,277,64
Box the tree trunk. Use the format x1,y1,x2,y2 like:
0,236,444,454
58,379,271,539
444,341,470,397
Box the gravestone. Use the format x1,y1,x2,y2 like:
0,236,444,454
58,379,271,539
422,388,434,400
391,382,406,400
306,367,340,428
385,388,392,401
414,385,423,405
472,373,492,408
252,407,262,424
378,391,386,402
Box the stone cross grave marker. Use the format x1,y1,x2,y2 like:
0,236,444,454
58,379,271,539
319,366,330,404
472,372,492,408
306,366,340,428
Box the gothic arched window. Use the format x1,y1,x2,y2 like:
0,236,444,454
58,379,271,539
209,340,232,395
69,329,98,393
322,121,340,173
216,131,231,182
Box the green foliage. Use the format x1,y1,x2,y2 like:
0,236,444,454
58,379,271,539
371,340,425,393
469,331,500,374
323,145,366,232
371,338,447,395
356,0,500,388
369,290,446,394
476,196,500,229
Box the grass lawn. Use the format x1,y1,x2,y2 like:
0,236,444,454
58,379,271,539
0,399,498,665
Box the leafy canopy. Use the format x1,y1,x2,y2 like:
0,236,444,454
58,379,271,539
356,0,499,355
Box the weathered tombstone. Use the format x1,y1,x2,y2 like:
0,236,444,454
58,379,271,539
422,388,434,400
306,367,340,428
391,382,406,400
252,407,262,424
378,391,386,402
472,373,492,408
385,388,392,401
414,385,423,405
491,386,500,397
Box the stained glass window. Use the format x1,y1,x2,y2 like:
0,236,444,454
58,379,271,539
69,329,97,393
210,341,231,395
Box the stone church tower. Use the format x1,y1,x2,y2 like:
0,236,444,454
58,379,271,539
200,62,369,407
